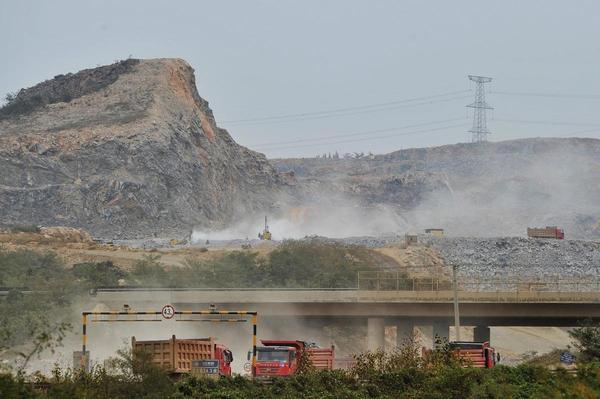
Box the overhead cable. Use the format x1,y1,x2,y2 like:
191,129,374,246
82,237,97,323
254,118,466,148
219,90,471,125
254,123,468,151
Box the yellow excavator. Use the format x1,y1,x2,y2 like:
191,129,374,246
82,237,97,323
258,216,272,240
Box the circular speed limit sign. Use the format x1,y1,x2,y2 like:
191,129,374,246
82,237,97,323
161,304,175,319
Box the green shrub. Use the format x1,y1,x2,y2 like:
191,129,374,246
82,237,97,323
9,225,40,234
569,319,600,362
1,361,600,398
72,261,127,288
0,249,76,370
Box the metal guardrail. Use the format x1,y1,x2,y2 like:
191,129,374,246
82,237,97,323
356,271,600,293
94,287,357,292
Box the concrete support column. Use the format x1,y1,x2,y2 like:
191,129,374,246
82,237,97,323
395,320,415,347
473,326,491,343
367,317,385,351
432,321,450,345
416,325,433,348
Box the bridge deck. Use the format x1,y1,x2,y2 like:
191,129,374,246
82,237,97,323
94,288,600,304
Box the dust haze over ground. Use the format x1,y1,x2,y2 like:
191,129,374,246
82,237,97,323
406,148,600,238
191,202,407,242
42,301,345,375
192,140,600,242
270,138,600,240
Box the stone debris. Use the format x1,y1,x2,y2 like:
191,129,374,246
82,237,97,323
420,236,600,281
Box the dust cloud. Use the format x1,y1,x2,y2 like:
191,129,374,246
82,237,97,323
192,143,599,241
191,203,409,242
407,150,600,238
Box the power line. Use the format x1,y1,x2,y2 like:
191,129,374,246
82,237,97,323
221,95,471,127
253,118,466,148
254,123,468,151
494,91,600,100
219,90,470,125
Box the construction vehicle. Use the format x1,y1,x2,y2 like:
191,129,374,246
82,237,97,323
249,340,334,377
132,335,233,376
258,216,272,240
423,341,498,369
425,228,444,237
527,226,564,239
449,341,499,368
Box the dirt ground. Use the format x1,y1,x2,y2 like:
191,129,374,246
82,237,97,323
0,228,277,269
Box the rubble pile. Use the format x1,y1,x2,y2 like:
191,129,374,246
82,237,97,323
421,236,600,280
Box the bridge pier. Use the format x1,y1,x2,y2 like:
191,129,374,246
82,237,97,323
367,317,385,351
432,321,450,345
473,326,491,343
395,319,415,347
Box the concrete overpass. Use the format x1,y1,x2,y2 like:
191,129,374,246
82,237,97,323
90,286,600,349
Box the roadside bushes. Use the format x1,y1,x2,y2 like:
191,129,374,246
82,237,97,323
569,319,600,362
3,361,599,399
1,339,600,398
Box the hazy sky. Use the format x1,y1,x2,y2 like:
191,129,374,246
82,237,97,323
1,0,600,157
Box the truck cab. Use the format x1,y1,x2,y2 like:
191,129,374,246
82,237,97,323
252,345,298,377
214,344,234,376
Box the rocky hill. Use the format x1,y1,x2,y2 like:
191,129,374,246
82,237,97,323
1,59,598,241
273,138,600,239
0,59,282,239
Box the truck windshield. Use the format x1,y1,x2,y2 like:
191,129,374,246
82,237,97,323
257,349,289,362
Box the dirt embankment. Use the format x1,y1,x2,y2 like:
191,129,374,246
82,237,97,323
0,227,451,278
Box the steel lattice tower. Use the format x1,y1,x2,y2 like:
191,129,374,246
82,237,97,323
466,75,493,143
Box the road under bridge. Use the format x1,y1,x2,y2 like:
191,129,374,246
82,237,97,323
90,286,600,350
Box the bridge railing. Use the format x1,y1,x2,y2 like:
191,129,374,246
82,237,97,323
356,271,600,292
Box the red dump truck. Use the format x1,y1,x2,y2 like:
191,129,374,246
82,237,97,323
527,226,564,239
250,340,334,377
449,341,498,368
422,341,498,368
132,335,233,376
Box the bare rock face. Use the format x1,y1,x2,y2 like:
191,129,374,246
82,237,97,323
0,59,281,238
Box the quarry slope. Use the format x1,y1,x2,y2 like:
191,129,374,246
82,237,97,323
273,138,600,239
0,59,281,238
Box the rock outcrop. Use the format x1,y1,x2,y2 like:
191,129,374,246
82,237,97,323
0,59,281,238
